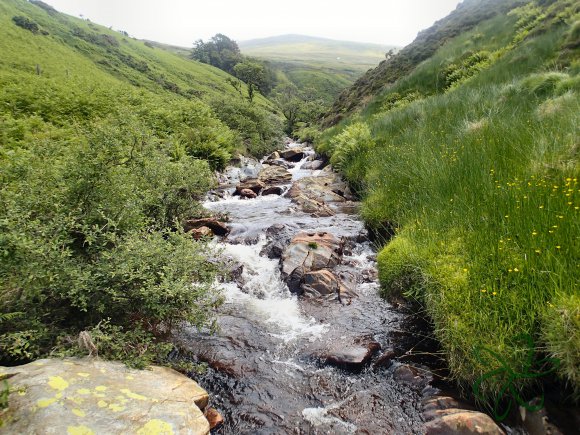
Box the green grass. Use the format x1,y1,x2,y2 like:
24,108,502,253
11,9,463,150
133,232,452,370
319,0,580,402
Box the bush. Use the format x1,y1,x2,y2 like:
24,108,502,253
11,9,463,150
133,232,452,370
0,116,221,366
12,16,40,34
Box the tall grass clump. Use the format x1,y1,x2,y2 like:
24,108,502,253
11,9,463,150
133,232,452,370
319,0,579,404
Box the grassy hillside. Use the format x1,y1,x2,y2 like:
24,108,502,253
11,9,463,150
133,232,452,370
319,0,579,404
0,0,283,368
241,34,395,102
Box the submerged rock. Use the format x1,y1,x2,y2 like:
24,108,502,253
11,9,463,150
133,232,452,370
0,358,210,435
322,339,380,369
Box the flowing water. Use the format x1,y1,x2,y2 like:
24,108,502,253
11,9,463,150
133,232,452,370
178,142,440,434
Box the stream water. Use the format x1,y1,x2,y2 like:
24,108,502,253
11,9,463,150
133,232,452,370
178,141,442,434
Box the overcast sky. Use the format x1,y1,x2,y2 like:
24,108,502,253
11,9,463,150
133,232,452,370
43,0,462,47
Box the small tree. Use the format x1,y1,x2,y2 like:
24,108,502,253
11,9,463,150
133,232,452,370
233,61,265,103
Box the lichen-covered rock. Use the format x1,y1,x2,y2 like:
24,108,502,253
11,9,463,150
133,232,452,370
0,358,210,435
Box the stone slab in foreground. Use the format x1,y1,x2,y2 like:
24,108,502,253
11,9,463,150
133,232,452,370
0,358,210,435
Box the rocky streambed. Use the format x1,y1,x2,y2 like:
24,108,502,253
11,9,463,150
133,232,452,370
179,140,506,434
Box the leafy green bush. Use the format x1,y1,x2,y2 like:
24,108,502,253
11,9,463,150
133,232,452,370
0,116,221,366
208,96,283,158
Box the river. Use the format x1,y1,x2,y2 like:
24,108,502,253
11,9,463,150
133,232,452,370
178,141,453,434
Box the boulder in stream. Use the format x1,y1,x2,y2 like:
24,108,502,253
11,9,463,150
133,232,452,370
424,409,505,435
0,358,210,435
280,147,305,162
258,164,292,185
184,217,229,236
301,160,325,170
322,339,381,369
190,225,213,240
234,178,265,195
281,232,343,292
239,188,257,199
262,186,283,196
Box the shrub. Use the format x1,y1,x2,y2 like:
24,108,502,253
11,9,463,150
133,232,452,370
12,16,40,34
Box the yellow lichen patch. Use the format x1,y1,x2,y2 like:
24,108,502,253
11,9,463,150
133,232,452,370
48,376,69,391
37,397,57,408
67,425,95,435
55,392,63,399
77,389,91,395
125,375,135,380
64,362,74,366
32,361,45,366
136,419,174,435
108,403,126,412
114,395,129,404
76,373,90,378
72,408,86,418
97,400,108,408
18,390,27,396
68,396,85,405
94,385,107,392
120,388,148,401
92,393,106,398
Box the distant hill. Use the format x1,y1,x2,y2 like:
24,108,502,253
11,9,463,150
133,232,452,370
240,34,395,70
240,34,397,103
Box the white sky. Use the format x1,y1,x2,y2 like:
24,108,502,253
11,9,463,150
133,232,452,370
43,0,462,47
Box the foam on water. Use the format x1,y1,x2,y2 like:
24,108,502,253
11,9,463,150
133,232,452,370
219,238,327,342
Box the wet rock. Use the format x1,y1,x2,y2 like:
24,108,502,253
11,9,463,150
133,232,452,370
280,147,305,162
288,171,355,208
293,194,335,217
302,269,341,297
234,178,265,195
325,390,397,433
218,257,244,286
239,188,257,199
204,407,224,430
301,160,324,170
281,232,343,292
424,409,505,435
0,358,210,435
190,225,213,240
423,396,473,416
266,151,280,161
393,364,424,386
374,349,396,368
519,399,563,435
258,165,292,185
184,217,229,236
264,159,293,169
323,340,380,369
262,186,283,196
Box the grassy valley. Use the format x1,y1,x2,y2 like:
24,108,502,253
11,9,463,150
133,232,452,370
240,34,395,102
318,0,579,403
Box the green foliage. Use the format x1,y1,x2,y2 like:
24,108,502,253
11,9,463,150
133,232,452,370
320,1,580,399
443,51,493,89
307,242,318,250
191,33,242,75
12,15,42,34
208,96,283,158
327,122,374,185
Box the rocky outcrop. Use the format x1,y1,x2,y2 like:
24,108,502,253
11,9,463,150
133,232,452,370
258,165,292,185
281,232,343,292
0,358,211,435
184,217,229,236
280,147,305,162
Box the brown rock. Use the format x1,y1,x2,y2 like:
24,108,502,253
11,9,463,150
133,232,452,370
258,165,292,185
323,340,381,369
373,350,396,368
184,217,229,236
262,186,283,196
302,269,340,297
424,410,505,435
239,188,257,199
190,226,213,240
234,178,265,195
393,364,424,386
205,407,224,430
280,147,305,162
294,194,334,217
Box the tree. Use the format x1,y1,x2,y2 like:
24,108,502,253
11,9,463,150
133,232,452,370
272,82,303,133
190,34,241,75
233,61,265,103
